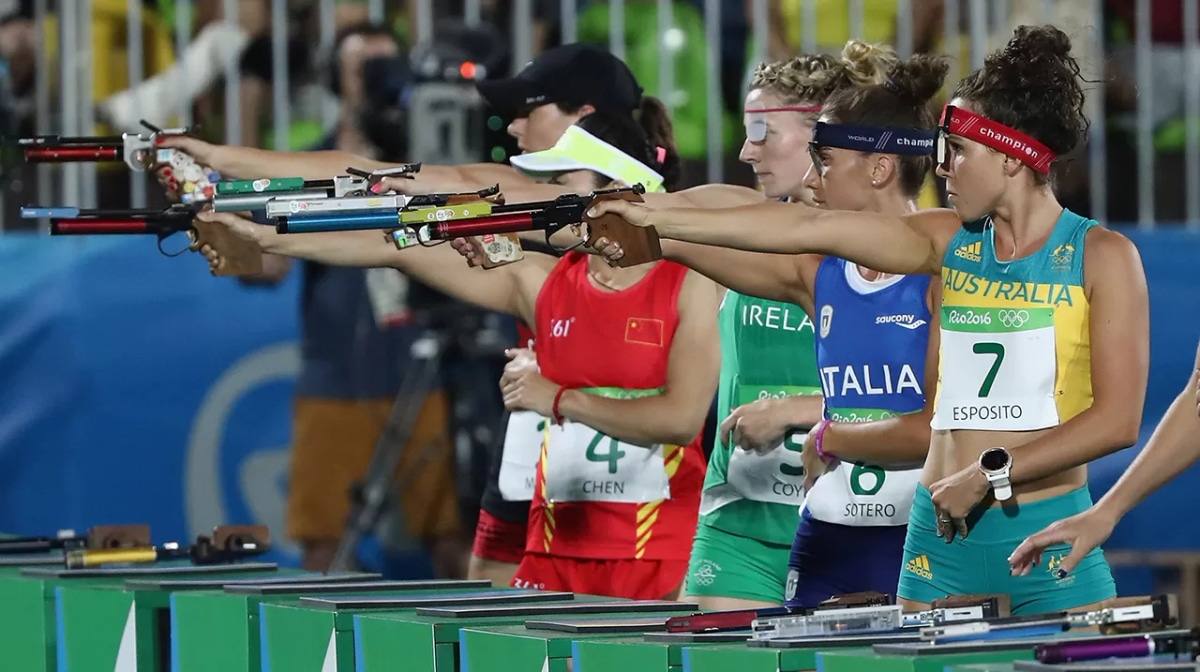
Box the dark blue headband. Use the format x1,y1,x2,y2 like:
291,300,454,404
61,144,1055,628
811,122,937,155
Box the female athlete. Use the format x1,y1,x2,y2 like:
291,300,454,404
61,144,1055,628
156,42,668,590
193,108,721,601
590,25,1149,614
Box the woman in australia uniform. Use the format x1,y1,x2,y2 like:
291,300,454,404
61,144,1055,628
591,25,1149,614
196,109,719,600
593,52,949,606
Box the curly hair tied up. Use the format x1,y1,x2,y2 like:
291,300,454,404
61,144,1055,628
952,25,1088,182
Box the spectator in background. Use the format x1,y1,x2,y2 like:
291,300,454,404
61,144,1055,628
238,22,468,576
760,0,945,63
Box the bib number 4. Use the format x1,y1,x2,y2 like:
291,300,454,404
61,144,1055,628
542,423,671,504
585,433,627,474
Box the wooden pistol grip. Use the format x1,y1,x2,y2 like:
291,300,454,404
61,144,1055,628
193,221,263,276
211,524,271,550
86,524,151,550
931,593,1011,617
582,191,661,268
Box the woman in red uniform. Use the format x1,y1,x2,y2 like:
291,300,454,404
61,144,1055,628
194,109,720,600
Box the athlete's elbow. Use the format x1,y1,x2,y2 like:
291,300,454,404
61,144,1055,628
1099,403,1143,451
663,411,707,448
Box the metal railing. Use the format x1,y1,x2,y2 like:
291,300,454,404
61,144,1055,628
16,0,1200,231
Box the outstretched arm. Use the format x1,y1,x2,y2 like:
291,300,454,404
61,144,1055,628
555,270,722,446
1008,341,1200,577
588,198,962,277
195,210,554,324
487,182,817,306
158,136,531,189
818,282,943,464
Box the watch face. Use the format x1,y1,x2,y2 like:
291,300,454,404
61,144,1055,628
980,448,1009,472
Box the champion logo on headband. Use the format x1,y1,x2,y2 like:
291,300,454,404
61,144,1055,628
939,105,1056,174
809,123,937,156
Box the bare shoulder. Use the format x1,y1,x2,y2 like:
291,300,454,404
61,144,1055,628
1083,226,1145,290
903,208,962,248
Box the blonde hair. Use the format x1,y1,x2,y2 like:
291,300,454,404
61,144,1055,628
749,40,899,106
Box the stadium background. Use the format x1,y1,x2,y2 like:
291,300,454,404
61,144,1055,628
1,0,1199,621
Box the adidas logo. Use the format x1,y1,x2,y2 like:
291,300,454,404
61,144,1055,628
954,241,982,263
905,554,933,580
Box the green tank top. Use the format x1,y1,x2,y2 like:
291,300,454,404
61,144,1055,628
701,290,822,545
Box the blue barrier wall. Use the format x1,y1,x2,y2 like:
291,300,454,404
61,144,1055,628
0,228,1196,575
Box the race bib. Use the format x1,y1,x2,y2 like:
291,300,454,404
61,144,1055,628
497,411,545,502
933,306,1059,431
725,433,807,506
803,407,919,526
803,460,921,526
541,422,671,504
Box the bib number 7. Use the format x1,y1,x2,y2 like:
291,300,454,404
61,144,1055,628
972,341,1006,397
586,431,627,474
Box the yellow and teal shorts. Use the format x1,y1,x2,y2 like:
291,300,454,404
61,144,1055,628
897,484,1116,614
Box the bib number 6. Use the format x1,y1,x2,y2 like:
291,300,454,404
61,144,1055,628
586,432,626,474
850,463,885,496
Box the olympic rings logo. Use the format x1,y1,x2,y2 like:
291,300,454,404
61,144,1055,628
998,309,1030,328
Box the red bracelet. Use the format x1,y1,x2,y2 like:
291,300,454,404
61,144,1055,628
812,419,833,462
552,387,568,425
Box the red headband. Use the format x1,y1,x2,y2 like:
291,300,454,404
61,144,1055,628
939,105,1056,175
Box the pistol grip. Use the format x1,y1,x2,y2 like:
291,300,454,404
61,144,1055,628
582,191,661,268
193,220,264,276
86,524,152,550
464,233,524,268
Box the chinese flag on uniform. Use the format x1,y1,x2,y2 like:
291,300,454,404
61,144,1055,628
625,317,664,346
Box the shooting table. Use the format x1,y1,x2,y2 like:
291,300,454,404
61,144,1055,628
169,578,490,672
0,561,277,672
458,612,734,672
351,599,694,672
258,588,583,671
679,630,923,672
56,570,381,672
570,630,753,672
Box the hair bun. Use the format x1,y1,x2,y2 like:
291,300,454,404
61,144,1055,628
992,25,1079,93
839,40,898,87
884,54,949,106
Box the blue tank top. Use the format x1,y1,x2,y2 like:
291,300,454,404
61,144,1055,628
802,257,932,528
813,258,931,420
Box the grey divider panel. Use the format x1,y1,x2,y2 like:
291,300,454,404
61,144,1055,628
224,579,491,595
415,599,697,619
124,572,382,590
0,555,62,567
298,589,575,611
522,615,677,634
20,562,278,578
750,630,924,649
643,632,752,644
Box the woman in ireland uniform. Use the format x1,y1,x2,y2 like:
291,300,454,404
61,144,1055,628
592,52,949,608
590,25,1149,614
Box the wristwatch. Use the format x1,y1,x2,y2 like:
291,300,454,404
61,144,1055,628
977,447,1013,501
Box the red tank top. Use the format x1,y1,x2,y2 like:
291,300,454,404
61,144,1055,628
528,252,706,560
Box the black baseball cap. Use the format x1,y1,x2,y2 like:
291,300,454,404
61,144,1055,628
476,43,644,115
